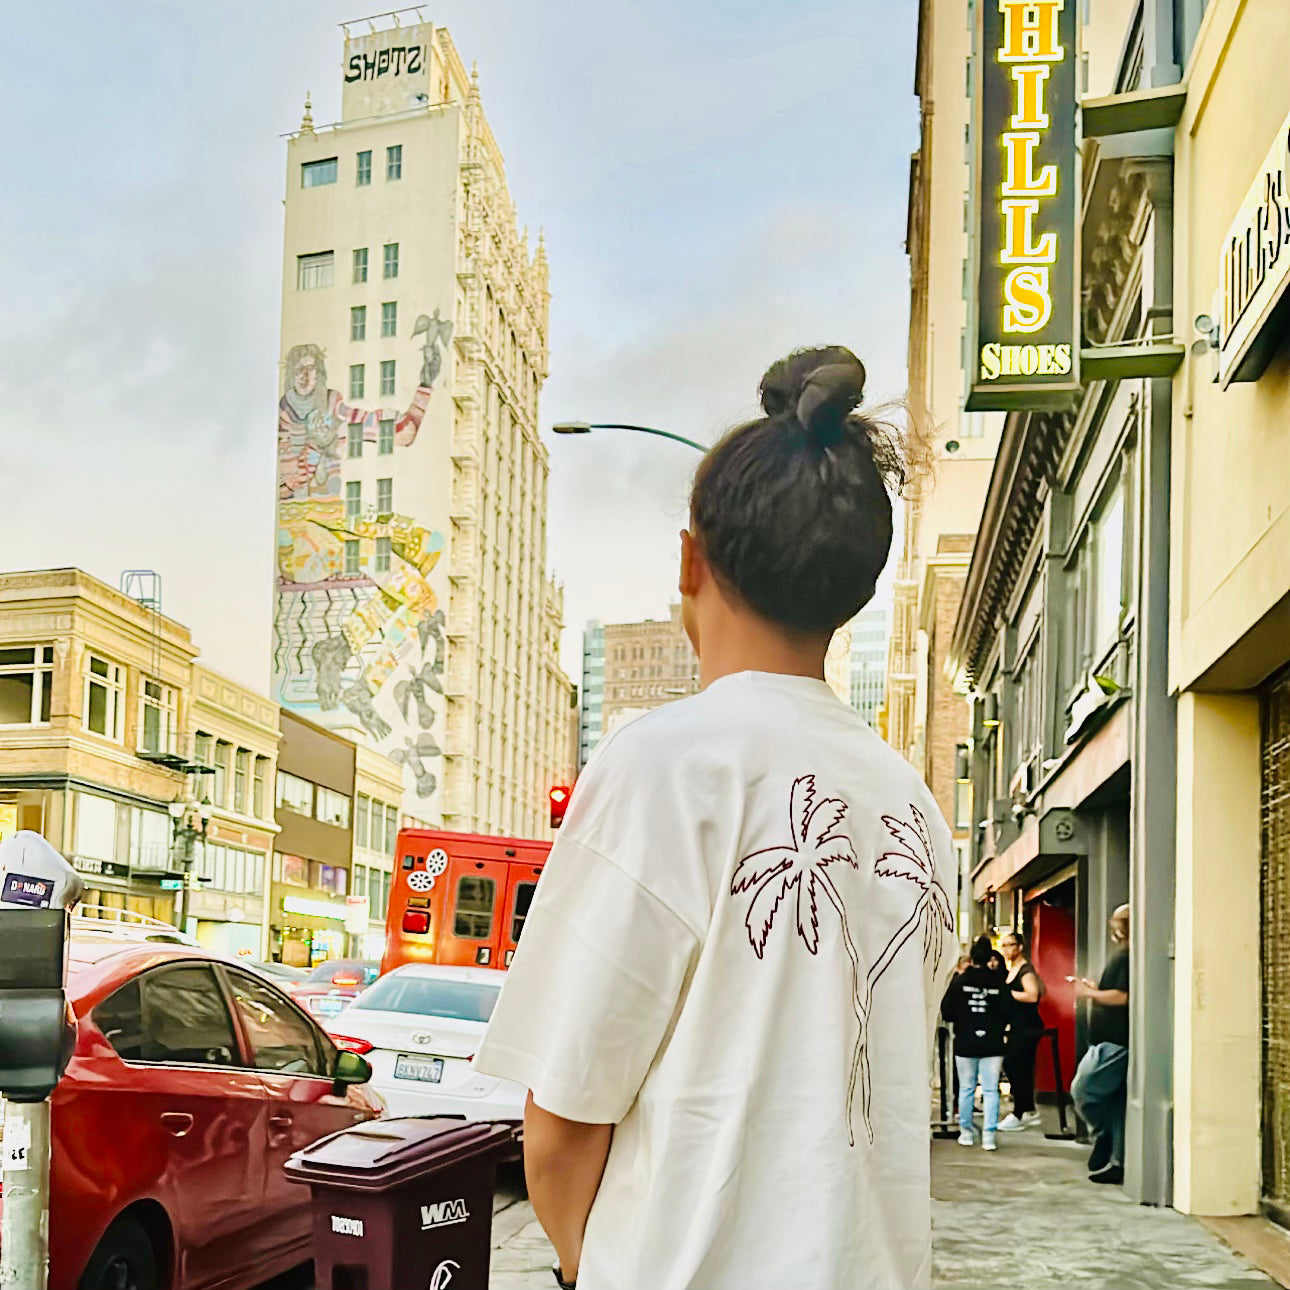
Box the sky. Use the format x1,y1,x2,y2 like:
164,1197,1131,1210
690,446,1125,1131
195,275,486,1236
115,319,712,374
0,0,917,688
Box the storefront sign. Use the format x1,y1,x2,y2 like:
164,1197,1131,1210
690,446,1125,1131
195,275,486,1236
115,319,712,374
345,894,371,935
1220,110,1290,385
967,0,1081,410
282,894,347,922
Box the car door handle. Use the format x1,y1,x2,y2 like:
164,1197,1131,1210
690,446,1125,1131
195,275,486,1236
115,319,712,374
267,1113,293,1144
160,1112,194,1137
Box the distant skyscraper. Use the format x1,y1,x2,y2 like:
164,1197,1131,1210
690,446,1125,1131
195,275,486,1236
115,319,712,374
273,18,572,835
850,605,889,725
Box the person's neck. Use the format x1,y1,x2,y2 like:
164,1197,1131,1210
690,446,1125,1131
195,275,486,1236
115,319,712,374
697,617,829,689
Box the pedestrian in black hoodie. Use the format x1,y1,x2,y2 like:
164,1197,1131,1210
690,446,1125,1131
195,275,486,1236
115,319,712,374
941,934,1010,1151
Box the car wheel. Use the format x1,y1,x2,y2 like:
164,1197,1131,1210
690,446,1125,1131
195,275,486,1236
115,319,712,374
79,1218,157,1290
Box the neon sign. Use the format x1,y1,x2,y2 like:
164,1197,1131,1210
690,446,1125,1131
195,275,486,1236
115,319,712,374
967,0,1080,410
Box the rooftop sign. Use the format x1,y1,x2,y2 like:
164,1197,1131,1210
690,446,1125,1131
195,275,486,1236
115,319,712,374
967,0,1081,411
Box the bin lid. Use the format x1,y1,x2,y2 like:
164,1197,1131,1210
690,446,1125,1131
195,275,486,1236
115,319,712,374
284,1117,516,1193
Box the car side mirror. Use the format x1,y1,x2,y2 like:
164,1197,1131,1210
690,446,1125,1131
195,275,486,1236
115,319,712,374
332,1048,372,1090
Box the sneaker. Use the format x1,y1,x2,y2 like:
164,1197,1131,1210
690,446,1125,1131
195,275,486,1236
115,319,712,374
958,1130,975,1147
997,1114,1025,1132
982,1132,998,1152
1087,1135,1113,1174
1022,1111,1044,1127
1089,1163,1124,1185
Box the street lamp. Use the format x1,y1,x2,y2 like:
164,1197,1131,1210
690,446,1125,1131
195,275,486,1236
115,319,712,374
551,421,710,455
169,797,213,933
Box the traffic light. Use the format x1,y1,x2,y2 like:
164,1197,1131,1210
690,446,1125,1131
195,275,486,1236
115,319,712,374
549,785,571,829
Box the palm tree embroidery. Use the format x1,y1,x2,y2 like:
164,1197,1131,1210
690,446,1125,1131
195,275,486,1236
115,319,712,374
730,775,953,1146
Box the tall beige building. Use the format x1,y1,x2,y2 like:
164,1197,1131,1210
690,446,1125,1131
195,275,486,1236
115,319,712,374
275,16,572,838
596,606,700,741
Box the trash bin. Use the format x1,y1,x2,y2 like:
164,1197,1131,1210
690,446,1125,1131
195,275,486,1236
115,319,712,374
284,1117,516,1290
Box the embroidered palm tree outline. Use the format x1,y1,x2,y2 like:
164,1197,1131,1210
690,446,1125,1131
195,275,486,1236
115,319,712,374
730,775,953,1146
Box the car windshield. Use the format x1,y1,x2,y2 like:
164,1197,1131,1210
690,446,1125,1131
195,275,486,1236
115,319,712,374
307,960,379,986
356,975,500,1023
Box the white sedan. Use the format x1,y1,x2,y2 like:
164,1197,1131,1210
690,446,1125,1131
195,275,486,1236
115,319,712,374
325,963,525,1123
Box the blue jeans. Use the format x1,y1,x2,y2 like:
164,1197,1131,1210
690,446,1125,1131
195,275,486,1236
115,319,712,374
956,1054,1003,1135
1071,1042,1128,1168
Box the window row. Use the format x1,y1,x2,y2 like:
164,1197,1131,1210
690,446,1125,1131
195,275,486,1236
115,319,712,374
195,843,266,897
274,771,352,829
195,734,270,819
347,418,397,457
302,145,402,190
347,361,399,399
351,863,393,920
276,851,350,897
354,794,399,855
342,536,394,577
344,478,395,519
350,302,400,341
297,243,399,291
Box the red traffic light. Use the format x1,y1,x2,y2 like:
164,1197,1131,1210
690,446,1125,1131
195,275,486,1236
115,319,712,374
549,785,571,828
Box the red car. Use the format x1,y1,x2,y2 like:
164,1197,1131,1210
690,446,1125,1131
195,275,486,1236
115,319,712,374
1,935,382,1290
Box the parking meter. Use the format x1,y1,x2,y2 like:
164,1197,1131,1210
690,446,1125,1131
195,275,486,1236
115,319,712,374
1,831,83,1290
0,831,82,1102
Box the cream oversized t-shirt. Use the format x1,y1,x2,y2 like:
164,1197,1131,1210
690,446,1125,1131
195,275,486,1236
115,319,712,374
473,671,956,1290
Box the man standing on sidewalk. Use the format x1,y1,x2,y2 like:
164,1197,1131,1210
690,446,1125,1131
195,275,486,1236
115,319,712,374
1070,904,1130,1185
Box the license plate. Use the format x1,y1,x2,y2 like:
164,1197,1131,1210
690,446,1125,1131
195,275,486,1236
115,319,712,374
308,996,346,1017
394,1054,444,1083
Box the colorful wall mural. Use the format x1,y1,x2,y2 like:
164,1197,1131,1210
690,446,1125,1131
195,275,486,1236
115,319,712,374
273,311,453,806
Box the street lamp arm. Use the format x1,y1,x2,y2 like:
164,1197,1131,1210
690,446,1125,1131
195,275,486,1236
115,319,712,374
592,424,710,454
552,421,709,454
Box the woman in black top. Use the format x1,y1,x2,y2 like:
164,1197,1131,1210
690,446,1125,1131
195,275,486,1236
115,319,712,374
940,935,1010,1151
998,932,1045,1130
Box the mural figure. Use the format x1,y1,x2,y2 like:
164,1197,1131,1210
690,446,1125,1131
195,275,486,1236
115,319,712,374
273,314,455,804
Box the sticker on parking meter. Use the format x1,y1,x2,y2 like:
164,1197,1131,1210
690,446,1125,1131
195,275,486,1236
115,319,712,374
430,1261,460,1290
1,872,54,907
5,1118,32,1171
329,1215,364,1236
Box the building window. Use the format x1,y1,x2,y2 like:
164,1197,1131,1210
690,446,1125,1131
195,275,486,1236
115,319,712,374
383,802,399,854
383,243,399,279
346,480,362,519
351,305,367,342
353,247,369,284
386,144,403,180
381,301,397,338
355,794,370,849
138,679,177,755
212,740,231,807
296,251,334,290
377,478,393,515
349,363,365,400
316,786,352,828
0,645,54,726
1091,485,1126,657
276,771,313,816
380,359,396,396
347,423,363,458
356,150,372,186
344,539,362,575
83,655,124,741
378,418,395,454
233,748,250,814
253,756,268,819
375,537,392,572
301,157,338,188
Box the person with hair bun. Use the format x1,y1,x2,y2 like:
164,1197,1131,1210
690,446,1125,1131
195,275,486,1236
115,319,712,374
475,347,956,1290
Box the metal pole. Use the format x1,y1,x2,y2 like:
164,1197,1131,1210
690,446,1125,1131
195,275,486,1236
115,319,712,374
178,828,194,932
589,423,710,454
1,1098,52,1290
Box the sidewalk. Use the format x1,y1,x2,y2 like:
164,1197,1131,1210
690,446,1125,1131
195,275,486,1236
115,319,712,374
488,1128,1284,1288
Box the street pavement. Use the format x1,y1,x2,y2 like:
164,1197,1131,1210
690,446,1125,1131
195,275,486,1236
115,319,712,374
263,1125,1283,1288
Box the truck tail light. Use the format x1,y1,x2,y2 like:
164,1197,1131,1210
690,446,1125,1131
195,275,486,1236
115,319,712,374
330,1035,374,1055
402,910,430,935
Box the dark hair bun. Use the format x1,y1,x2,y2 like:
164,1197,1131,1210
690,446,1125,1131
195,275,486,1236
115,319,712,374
759,346,867,447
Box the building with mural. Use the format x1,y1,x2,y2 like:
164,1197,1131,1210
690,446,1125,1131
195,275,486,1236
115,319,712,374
276,14,573,836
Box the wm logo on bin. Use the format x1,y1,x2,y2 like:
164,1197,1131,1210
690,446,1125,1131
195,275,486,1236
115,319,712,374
421,1198,470,1230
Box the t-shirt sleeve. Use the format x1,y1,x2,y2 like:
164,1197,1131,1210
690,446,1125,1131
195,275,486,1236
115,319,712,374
472,839,697,1123
1100,950,1130,994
